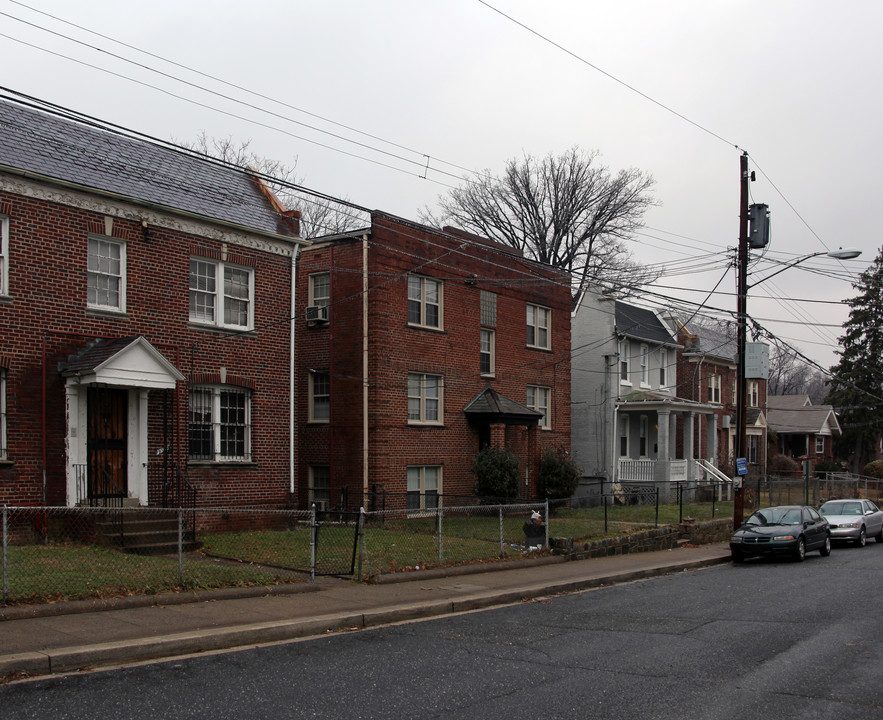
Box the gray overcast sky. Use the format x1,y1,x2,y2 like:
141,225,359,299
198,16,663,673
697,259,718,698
2,0,878,371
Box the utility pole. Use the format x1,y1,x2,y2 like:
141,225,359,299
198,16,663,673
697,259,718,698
734,152,750,528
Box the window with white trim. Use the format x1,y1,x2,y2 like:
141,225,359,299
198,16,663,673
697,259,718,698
407,465,440,510
708,374,721,403
619,340,630,383
526,385,551,429
480,328,495,376
0,368,7,460
189,386,251,461
815,436,825,455
639,415,649,457
309,466,331,508
619,415,629,457
88,235,126,312
640,344,649,385
0,215,8,296
659,348,669,387
309,372,330,423
189,258,254,330
408,275,442,329
408,373,442,424
526,303,550,349
748,434,759,464
309,272,330,307
748,380,759,408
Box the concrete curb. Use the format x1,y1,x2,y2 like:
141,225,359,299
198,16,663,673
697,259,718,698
0,554,730,679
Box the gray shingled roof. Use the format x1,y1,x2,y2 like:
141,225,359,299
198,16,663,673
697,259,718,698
463,387,542,426
59,337,141,375
0,97,299,239
686,322,737,362
615,302,677,345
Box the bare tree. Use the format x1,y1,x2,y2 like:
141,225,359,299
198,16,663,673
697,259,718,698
420,147,659,305
767,345,828,404
181,132,365,238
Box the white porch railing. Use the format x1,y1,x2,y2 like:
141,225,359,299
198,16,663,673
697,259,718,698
670,460,688,482
618,458,693,483
618,459,655,482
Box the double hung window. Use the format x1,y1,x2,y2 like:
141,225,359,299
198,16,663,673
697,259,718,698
480,329,495,376
309,272,330,307
619,341,630,382
526,385,551,429
709,374,721,403
309,466,331,508
526,304,550,349
408,373,442,424
189,386,251,462
88,235,125,312
748,381,759,408
309,372,331,423
408,275,442,329
190,258,254,330
407,466,440,510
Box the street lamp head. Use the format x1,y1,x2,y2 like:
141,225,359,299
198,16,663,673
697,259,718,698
827,247,862,260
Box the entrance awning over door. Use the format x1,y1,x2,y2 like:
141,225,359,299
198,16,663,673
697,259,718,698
463,387,542,426
60,336,185,388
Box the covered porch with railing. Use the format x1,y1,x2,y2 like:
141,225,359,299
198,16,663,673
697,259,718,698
614,392,722,497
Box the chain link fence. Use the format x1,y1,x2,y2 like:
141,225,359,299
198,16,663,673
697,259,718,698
739,473,883,514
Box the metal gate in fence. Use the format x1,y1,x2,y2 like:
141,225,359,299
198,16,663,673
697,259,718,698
312,510,361,577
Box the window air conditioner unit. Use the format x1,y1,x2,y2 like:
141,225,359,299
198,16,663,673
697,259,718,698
721,415,731,429
306,305,329,324
312,500,328,512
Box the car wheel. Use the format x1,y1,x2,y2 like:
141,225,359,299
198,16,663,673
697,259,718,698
793,536,806,562
855,527,866,548
819,534,832,557
731,549,745,564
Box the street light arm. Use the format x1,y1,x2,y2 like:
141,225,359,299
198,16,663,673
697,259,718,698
746,248,862,290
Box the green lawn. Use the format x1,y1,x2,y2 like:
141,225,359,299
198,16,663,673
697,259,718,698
2,543,302,604
2,502,735,604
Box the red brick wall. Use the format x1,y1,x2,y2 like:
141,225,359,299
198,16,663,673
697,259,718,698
0,190,295,507
296,215,571,507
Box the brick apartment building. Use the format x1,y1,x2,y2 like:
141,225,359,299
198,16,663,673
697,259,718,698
0,95,304,508
296,213,571,509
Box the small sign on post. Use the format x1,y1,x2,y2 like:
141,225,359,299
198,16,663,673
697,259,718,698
736,457,748,476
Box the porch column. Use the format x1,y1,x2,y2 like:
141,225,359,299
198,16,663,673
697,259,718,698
708,414,718,464
683,412,694,462
654,409,672,484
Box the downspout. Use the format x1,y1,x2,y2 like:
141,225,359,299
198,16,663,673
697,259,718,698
42,335,47,506
289,244,301,495
362,233,369,496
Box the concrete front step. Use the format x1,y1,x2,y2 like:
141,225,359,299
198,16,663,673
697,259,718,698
94,511,202,556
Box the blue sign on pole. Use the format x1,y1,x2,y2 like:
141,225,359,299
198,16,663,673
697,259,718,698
736,458,748,476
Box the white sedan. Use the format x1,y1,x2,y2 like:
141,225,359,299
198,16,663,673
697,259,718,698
819,499,883,547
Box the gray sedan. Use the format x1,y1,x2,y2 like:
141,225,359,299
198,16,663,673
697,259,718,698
819,499,883,547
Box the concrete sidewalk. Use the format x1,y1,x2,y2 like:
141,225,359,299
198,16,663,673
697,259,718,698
0,543,731,680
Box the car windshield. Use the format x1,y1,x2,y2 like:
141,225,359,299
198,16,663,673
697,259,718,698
746,507,801,526
820,502,862,516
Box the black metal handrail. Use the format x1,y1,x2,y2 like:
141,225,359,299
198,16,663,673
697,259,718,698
165,463,198,541
74,463,125,545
